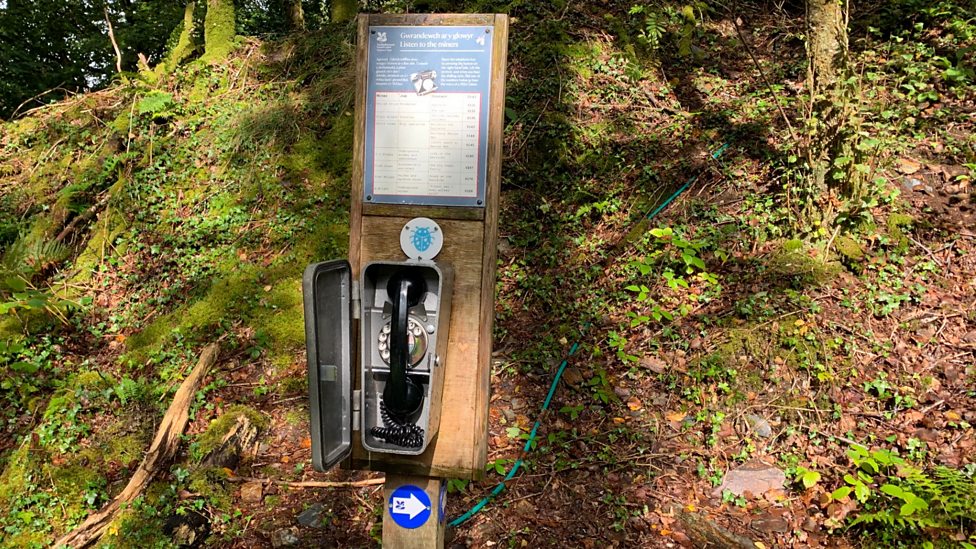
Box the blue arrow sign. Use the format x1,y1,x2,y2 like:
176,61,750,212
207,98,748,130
388,485,432,529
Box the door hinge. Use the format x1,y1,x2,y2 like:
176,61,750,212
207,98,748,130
351,279,361,320
352,389,361,428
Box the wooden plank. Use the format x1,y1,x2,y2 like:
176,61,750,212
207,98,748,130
472,13,509,472
349,216,485,479
349,15,370,273
382,475,445,548
369,13,495,26
364,203,485,221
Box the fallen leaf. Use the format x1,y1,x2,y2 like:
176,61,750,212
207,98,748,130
627,397,643,411
301,437,312,449
281,455,291,464
666,411,687,422
896,158,921,174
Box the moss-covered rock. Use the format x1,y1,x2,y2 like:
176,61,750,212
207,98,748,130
192,405,268,462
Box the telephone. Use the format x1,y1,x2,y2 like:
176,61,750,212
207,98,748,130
303,259,452,471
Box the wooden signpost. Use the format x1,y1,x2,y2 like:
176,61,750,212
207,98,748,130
347,12,508,547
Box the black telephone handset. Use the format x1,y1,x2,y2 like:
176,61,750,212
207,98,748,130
382,269,427,419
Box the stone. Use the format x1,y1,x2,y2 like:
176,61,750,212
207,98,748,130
753,515,790,533
297,503,327,528
241,481,264,503
743,414,773,438
510,397,526,410
271,527,300,547
712,461,785,498
561,367,583,388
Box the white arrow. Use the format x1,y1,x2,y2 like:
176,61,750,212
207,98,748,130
390,493,429,520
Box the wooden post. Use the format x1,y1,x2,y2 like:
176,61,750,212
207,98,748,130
342,13,508,548
383,475,446,548
347,13,509,480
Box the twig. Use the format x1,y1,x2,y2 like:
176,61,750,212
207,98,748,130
55,192,112,244
907,234,942,268
729,15,797,141
104,7,123,75
226,476,385,489
919,400,945,415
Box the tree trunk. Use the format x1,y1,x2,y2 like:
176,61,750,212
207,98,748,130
332,0,357,24
203,0,236,62
285,0,305,31
807,0,848,95
802,0,851,229
161,2,197,73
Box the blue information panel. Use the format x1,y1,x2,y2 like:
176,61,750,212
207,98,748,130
388,484,432,529
364,25,494,207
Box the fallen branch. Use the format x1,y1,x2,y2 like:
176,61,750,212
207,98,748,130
55,192,112,244
55,344,220,548
104,7,123,75
226,476,385,489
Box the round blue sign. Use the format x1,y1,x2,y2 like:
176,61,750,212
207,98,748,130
388,485,432,529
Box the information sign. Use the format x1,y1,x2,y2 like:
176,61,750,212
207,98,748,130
364,25,494,207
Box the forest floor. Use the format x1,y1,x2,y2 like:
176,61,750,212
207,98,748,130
1,2,975,548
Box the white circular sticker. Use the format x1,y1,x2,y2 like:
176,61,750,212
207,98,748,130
400,218,443,260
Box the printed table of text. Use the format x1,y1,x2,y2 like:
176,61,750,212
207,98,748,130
372,92,481,197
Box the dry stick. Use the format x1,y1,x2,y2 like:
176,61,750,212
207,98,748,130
104,7,123,75
226,476,385,489
729,15,797,142
55,344,220,548
55,192,112,244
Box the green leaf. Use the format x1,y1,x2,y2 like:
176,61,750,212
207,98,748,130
505,426,521,439
137,91,175,116
796,467,821,489
899,496,928,516
854,482,871,503
4,277,26,292
831,486,852,500
802,469,821,489
9,361,39,374
880,483,905,499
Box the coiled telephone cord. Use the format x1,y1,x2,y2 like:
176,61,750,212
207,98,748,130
370,402,424,448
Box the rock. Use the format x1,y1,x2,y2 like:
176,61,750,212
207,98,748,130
297,503,327,528
509,397,526,410
497,238,514,258
241,481,264,503
712,461,786,498
743,414,773,438
561,367,583,388
752,514,790,533
271,527,300,547
613,386,631,399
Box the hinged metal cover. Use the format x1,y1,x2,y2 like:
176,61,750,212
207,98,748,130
303,260,354,471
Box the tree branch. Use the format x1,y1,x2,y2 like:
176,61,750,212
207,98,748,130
104,7,123,75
